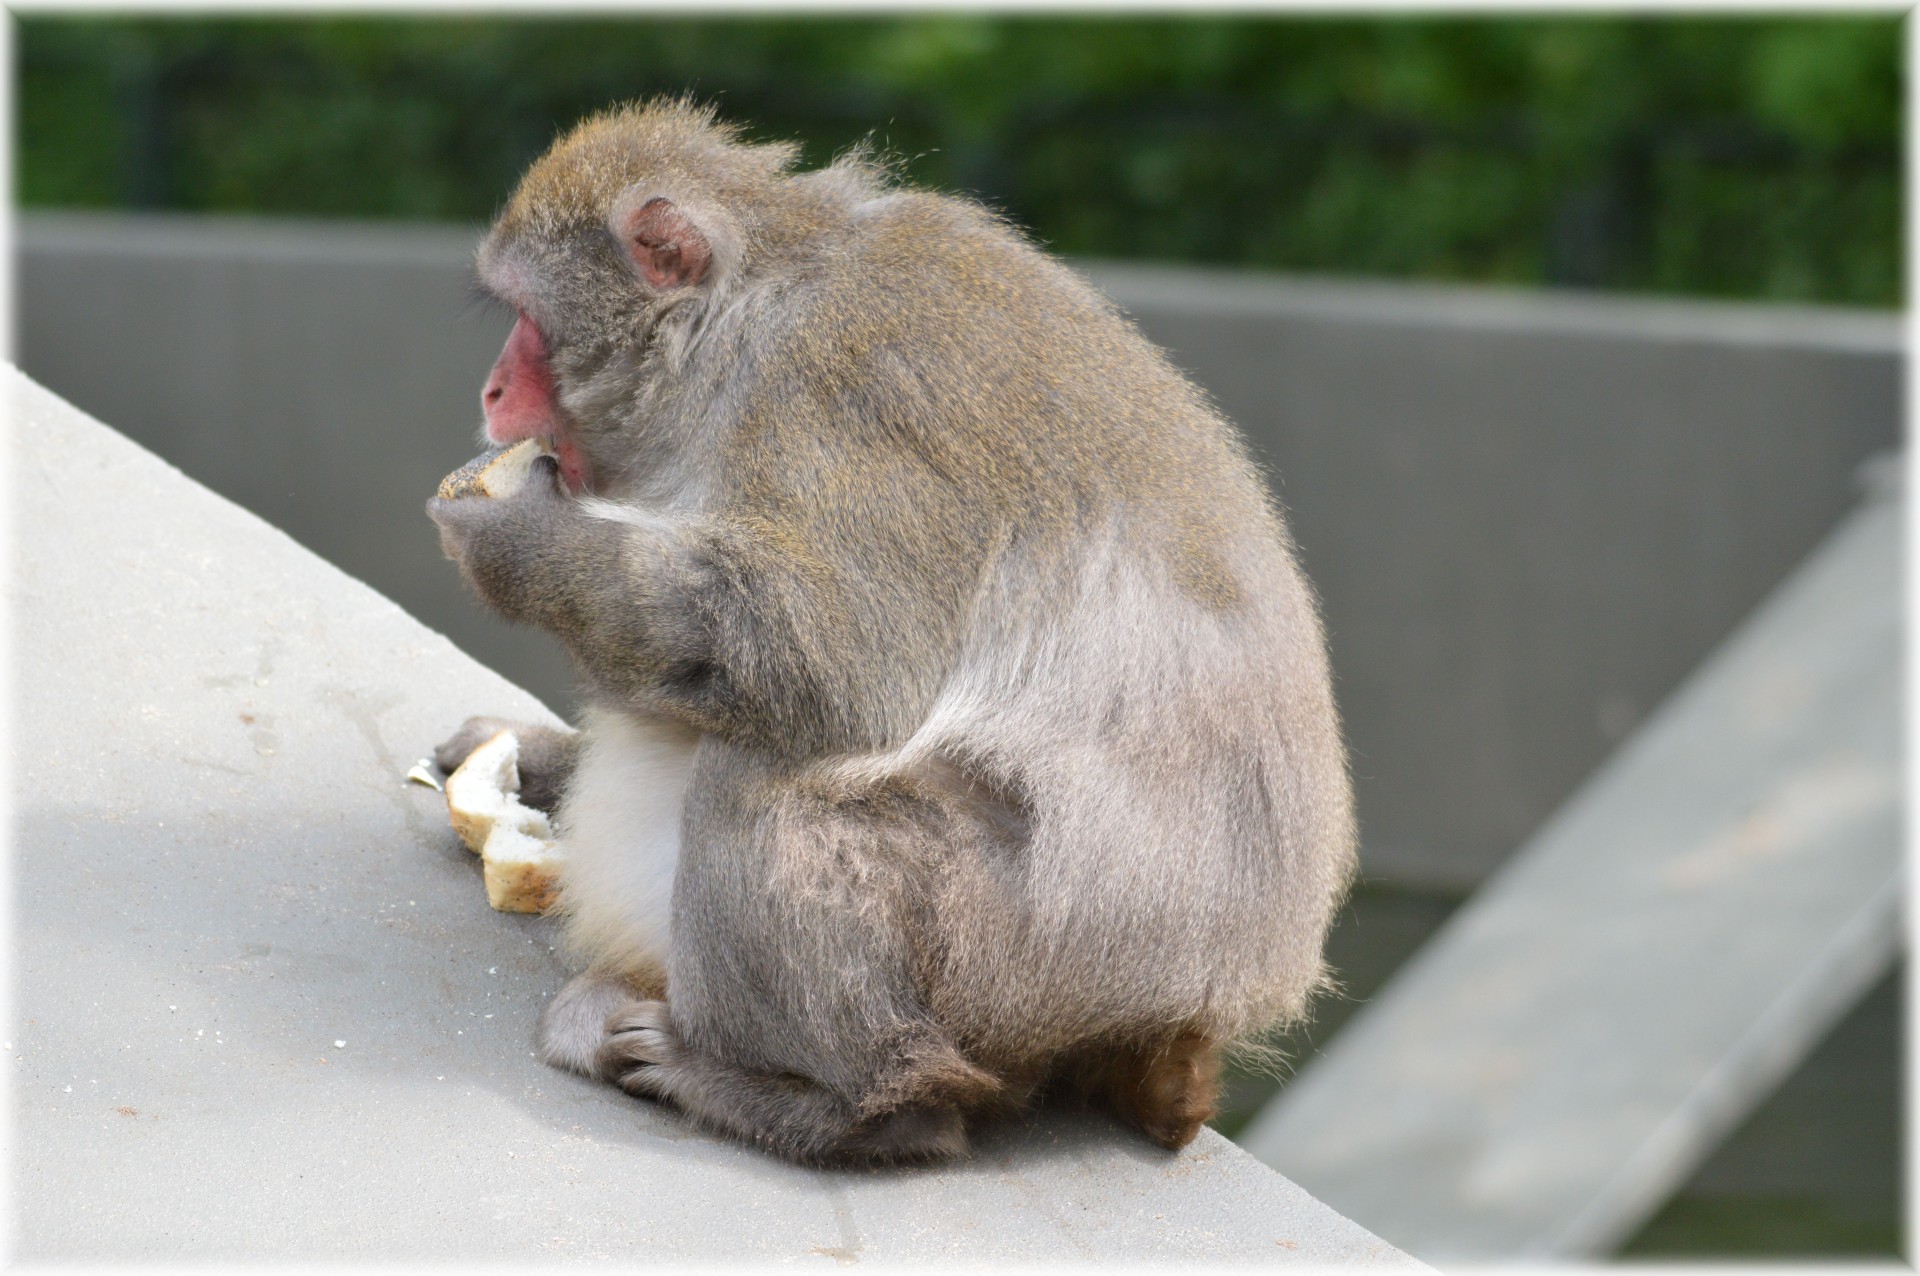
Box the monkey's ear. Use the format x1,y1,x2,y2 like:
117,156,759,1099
619,197,711,290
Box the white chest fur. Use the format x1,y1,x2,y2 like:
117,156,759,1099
554,705,701,969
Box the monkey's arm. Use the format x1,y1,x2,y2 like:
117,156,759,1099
428,464,864,750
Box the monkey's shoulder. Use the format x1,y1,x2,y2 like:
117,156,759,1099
805,192,1094,317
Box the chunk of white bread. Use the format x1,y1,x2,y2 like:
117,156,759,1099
435,438,555,501
442,729,565,914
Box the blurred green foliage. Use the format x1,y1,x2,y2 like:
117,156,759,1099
15,14,1901,305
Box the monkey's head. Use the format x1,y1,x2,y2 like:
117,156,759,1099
472,99,818,494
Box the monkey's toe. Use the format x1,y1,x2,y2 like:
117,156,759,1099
433,715,516,774
599,1000,679,1094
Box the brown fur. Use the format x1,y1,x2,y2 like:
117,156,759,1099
429,99,1356,1165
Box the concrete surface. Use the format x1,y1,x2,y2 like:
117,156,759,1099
1238,470,1902,1260
7,366,1418,1265
14,211,1902,889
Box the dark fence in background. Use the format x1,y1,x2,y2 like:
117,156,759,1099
15,14,1902,306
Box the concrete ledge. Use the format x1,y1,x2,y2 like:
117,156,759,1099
1240,476,1901,1260
7,366,1415,1265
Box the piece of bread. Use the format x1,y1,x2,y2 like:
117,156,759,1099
435,438,554,501
442,729,565,914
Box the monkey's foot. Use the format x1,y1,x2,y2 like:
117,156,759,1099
592,1001,975,1164
432,715,579,814
598,1000,681,1098
433,716,522,775
539,971,664,1077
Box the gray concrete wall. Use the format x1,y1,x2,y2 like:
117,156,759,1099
13,211,1900,888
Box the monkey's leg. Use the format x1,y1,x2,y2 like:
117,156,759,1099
536,964,668,1077
577,743,1010,1165
596,1001,973,1165
1074,1032,1222,1151
433,716,580,814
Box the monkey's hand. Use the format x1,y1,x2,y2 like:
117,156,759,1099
430,466,838,742
426,451,581,628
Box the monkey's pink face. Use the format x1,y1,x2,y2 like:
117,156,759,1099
482,313,591,494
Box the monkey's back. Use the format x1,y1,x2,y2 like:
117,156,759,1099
709,186,1357,1060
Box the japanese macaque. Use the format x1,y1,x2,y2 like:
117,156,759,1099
428,99,1355,1165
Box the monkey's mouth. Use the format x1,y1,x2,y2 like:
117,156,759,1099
482,312,592,494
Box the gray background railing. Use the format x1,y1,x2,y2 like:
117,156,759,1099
16,210,1898,890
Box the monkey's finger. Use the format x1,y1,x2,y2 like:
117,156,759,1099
424,496,487,562
517,452,569,504
425,494,491,528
